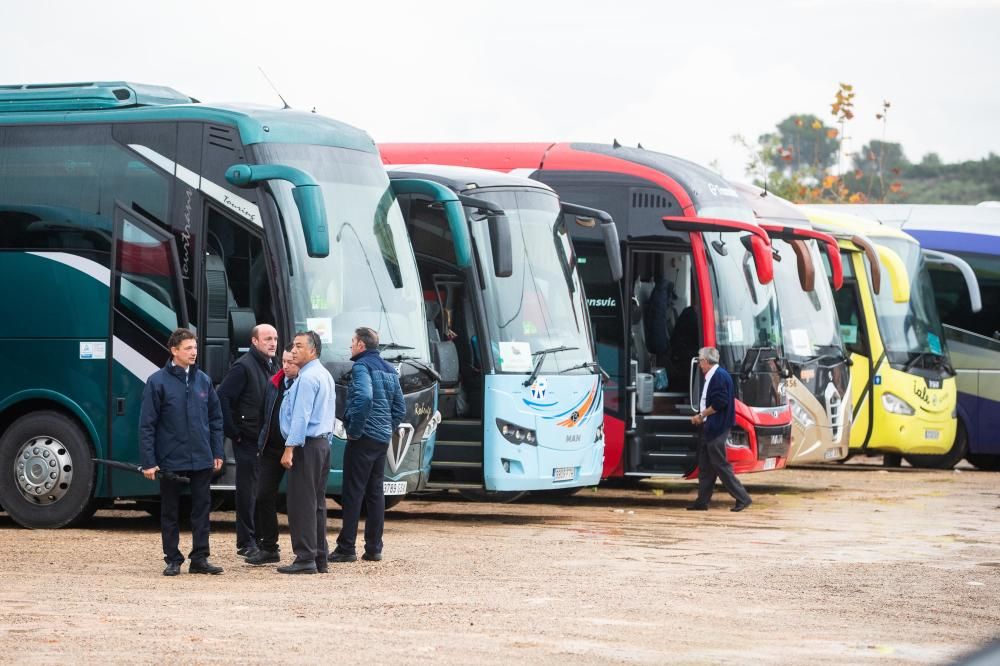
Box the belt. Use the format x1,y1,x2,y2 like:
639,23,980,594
305,433,331,441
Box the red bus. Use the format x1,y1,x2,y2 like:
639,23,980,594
380,143,792,481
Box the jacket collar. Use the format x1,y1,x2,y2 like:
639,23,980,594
351,348,396,373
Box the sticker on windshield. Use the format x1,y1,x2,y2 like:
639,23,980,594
498,341,533,372
789,328,812,357
927,332,942,355
840,324,858,345
721,318,744,344
306,317,333,344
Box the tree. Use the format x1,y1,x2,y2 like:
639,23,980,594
760,114,840,174
847,140,910,201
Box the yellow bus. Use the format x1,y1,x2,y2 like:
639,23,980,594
803,208,972,461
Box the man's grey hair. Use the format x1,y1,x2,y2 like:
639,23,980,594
698,346,720,365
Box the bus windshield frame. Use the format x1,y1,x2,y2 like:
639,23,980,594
871,236,948,366
771,238,845,363
465,188,596,375
251,143,430,366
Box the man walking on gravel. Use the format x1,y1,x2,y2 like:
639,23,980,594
331,327,405,564
140,328,225,576
277,331,336,574
688,346,752,512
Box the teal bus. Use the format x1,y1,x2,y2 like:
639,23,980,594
0,82,439,528
383,164,622,498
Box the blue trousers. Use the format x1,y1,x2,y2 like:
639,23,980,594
335,436,388,556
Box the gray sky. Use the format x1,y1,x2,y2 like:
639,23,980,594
4,0,999,178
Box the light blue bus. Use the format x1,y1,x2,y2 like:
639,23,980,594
382,164,622,498
819,204,994,470
0,82,440,527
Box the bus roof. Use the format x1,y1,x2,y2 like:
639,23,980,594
0,81,376,153
802,206,915,243
732,182,810,227
385,164,556,195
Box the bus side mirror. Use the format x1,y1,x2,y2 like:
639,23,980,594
790,239,816,293
488,213,514,278
601,222,624,281
225,163,329,258
875,243,910,304
561,201,622,281
741,234,775,285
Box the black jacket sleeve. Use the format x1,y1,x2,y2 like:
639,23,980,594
216,363,247,440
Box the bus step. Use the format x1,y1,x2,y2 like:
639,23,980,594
424,481,482,490
433,441,483,464
431,461,482,469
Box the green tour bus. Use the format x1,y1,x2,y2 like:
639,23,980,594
0,82,440,528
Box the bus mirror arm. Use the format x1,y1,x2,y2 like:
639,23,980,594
922,249,982,313
226,163,329,258
561,202,623,281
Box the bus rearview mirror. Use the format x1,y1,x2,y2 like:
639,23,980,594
225,163,330,258
488,214,513,278
740,234,774,285
601,222,624,281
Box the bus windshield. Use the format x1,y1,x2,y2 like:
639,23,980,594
771,239,845,363
467,189,594,374
706,231,783,373
871,236,948,365
253,144,429,365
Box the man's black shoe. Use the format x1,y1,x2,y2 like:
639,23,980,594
731,500,753,512
361,552,382,562
241,546,261,560
189,560,224,575
245,549,280,566
163,562,181,576
686,504,709,511
328,551,358,563
277,561,318,575
236,545,255,557
316,560,329,574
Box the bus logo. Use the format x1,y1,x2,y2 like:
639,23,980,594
530,378,548,401
387,424,415,473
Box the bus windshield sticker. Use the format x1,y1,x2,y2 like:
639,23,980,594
928,332,943,355
498,341,533,372
306,317,333,344
789,329,812,357
80,341,107,360
839,324,858,345
722,318,744,344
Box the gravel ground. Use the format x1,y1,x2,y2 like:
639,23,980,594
1,462,998,665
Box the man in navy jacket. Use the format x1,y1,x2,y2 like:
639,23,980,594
689,346,752,512
331,326,406,563
140,328,225,576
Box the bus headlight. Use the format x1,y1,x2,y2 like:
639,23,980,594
496,418,537,446
422,410,442,441
788,398,816,428
881,392,915,416
333,418,347,440
726,428,750,449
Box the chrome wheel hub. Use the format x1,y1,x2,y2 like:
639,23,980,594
15,436,73,505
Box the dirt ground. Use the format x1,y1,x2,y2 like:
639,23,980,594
1,462,998,665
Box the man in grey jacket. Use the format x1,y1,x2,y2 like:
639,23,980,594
331,327,405,563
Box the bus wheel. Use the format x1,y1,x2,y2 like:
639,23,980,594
0,411,97,529
905,422,968,470
966,453,1000,471
456,489,527,503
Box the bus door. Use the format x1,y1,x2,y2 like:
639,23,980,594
832,249,874,449
625,245,701,475
109,205,187,496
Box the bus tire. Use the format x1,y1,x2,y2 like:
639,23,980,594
905,422,968,470
0,411,97,529
457,488,527,503
966,453,1000,471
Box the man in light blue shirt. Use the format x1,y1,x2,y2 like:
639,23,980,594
276,331,336,574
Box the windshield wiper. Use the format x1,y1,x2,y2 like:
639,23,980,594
384,353,441,382
903,351,952,375
524,345,579,387
557,361,610,381
380,342,415,351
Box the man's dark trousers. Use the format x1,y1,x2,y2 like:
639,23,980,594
286,436,330,565
234,440,260,550
695,429,751,506
335,435,388,557
160,468,214,565
255,444,285,552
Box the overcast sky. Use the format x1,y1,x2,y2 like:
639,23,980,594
4,0,999,178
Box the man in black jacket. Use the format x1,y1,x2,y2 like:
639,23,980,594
140,328,225,576
218,324,278,558
246,344,299,566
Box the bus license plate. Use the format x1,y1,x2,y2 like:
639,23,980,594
553,467,575,482
763,457,777,470
925,429,941,440
383,481,407,496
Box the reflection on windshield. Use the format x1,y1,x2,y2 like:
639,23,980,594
771,239,844,361
872,237,947,360
706,231,782,373
252,144,429,365
468,189,595,374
